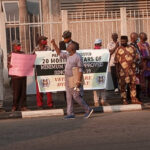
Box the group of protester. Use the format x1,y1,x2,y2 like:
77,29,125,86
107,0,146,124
7,30,150,119
108,32,150,105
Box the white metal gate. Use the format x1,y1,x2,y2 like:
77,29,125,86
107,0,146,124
1,8,150,86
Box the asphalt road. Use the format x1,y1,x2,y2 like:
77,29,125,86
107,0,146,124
0,110,150,150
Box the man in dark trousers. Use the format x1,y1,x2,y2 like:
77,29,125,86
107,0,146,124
59,30,79,101
8,40,28,111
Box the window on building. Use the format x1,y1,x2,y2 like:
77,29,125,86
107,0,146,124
27,0,41,16
2,0,41,22
2,1,19,22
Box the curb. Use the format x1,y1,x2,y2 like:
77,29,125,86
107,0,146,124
22,109,64,118
0,104,147,120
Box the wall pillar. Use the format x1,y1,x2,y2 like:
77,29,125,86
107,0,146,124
61,10,69,34
120,7,127,35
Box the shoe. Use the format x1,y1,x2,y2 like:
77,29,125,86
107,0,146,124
11,107,17,112
84,109,93,119
123,99,128,105
21,107,30,111
131,99,142,104
64,115,75,119
114,88,119,93
100,99,109,106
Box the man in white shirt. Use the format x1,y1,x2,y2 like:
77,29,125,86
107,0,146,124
107,33,119,93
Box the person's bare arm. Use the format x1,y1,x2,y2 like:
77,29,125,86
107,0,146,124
51,39,61,55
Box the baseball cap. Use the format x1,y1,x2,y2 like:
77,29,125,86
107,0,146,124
94,39,102,44
62,30,72,39
12,40,21,46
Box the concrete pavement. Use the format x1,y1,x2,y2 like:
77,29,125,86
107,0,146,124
0,87,150,120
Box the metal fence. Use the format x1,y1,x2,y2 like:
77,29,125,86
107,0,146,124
5,15,62,53
68,11,121,49
127,10,150,42
4,8,150,53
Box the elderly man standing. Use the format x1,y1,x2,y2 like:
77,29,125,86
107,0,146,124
127,32,142,102
107,33,119,93
115,36,142,105
138,32,150,97
51,39,93,119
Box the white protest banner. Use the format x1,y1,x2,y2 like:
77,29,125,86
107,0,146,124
9,53,36,77
35,49,110,92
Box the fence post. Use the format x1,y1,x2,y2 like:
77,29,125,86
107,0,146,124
120,7,127,35
61,10,69,34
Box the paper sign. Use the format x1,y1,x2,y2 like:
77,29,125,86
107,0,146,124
9,53,36,77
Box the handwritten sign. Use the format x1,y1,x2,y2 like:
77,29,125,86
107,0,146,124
9,53,36,77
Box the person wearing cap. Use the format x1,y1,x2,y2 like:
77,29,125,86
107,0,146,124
33,36,53,109
59,30,79,102
7,40,28,111
59,30,79,51
94,39,102,49
107,33,119,93
115,35,142,105
93,39,108,107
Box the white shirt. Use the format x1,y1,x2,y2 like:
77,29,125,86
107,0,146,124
107,41,117,67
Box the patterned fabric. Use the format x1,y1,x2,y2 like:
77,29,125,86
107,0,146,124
137,42,150,77
107,41,117,66
137,42,150,96
115,45,137,101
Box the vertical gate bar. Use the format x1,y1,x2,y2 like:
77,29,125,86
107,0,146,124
24,16,27,53
14,15,17,40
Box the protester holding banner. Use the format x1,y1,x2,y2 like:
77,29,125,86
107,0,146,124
115,36,142,105
33,36,53,109
107,33,119,93
51,39,93,119
7,40,28,111
93,39,108,107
